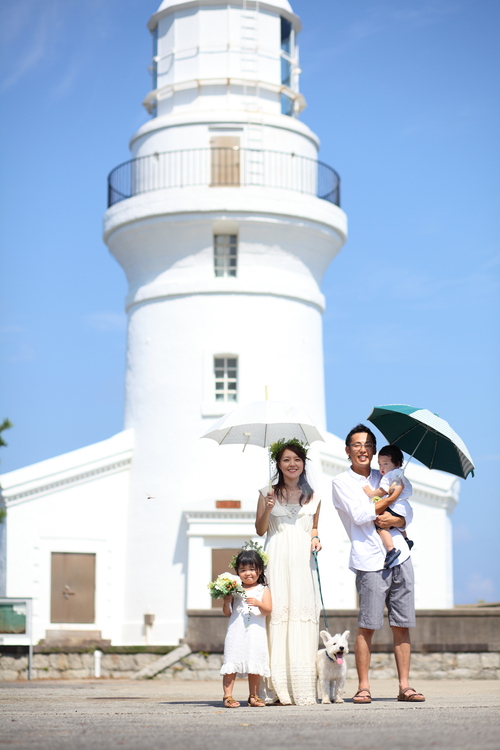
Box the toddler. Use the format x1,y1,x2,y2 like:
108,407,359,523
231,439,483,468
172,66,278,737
363,445,414,568
220,549,272,708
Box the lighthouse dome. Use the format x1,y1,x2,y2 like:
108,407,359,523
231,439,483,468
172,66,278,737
148,0,301,36
154,0,295,14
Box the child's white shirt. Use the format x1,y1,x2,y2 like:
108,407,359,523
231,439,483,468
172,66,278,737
380,468,412,515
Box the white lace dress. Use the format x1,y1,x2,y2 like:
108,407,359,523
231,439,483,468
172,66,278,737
259,490,321,705
220,584,270,677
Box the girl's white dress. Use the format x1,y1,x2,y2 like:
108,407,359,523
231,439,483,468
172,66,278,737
260,489,321,705
220,584,270,677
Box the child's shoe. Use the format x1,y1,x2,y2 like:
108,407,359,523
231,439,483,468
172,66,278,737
406,538,414,550
223,696,240,708
384,547,401,568
248,694,266,707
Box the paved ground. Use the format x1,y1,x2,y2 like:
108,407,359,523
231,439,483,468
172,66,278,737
1,678,499,750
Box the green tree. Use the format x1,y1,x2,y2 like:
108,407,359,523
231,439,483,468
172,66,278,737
0,418,13,449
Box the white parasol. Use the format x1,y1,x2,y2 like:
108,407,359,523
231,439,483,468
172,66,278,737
201,399,325,488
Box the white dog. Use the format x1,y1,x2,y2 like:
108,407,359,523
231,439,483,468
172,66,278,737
316,629,350,704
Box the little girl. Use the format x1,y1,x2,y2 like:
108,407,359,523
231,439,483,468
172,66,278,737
363,444,414,568
220,549,272,708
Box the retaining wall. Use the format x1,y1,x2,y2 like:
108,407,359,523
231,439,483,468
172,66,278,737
186,607,500,653
2,608,499,681
1,649,499,682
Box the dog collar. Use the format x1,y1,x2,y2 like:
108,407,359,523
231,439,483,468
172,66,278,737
325,651,336,663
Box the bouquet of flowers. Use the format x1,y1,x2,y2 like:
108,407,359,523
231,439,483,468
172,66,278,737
208,572,252,626
207,572,246,601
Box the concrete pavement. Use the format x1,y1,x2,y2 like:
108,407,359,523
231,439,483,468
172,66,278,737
1,678,499,750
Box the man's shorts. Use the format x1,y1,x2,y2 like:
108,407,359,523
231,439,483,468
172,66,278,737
356,557,416,630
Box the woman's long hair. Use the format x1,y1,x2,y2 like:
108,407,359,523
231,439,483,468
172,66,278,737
235,550,267,586
272,442,313,506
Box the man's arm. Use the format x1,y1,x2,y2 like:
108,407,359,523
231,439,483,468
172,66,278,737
376,498,413,530
373,494,399,515
371,482,404,512
376,512,406,530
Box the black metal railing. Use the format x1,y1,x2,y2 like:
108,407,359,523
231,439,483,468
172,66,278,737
107,148,340,208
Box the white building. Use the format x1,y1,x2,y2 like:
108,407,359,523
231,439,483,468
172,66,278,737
0,0,459,647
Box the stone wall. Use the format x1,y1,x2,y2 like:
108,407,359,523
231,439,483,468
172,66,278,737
2,650,499,682
148,651,500,681
0,652,161,681
2,607,499,682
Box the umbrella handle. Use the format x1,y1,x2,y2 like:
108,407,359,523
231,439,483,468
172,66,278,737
268,447,272,493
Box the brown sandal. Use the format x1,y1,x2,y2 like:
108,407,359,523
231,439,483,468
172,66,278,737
223,695,240,708
398,687,425,702
353,688,371,704
248,694,265,707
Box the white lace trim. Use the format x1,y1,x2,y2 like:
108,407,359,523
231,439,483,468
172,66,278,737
264,662,317,705
270,604,320,625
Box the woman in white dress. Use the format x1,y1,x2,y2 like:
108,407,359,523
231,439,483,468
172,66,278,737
255,440,322,705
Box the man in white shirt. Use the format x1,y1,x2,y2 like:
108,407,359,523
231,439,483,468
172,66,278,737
332,424,425,704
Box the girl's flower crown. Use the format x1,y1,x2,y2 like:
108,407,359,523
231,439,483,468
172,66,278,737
229,540,269,570
269,438,309,464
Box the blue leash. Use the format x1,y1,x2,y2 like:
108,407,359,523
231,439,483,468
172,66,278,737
313,550,329,632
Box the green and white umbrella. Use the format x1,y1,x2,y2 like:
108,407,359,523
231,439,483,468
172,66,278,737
367,404,475,479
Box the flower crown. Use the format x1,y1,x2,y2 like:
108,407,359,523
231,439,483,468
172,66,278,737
229,540,269,570
269,438,309,464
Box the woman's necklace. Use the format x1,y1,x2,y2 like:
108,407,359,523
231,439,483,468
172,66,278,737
282,485,301,505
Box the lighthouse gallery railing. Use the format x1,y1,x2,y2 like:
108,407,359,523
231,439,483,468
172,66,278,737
107,148,340,208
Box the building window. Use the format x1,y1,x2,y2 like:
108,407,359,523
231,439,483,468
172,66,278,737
214,357,238,402
214,235,238,277
280,17,293,116
280,92,294,117
150,26,158,118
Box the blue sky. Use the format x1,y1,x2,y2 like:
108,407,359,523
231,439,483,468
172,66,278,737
1,0,499,604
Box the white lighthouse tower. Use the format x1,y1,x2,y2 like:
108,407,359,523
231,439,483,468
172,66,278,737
1,0,459,650
103,0,347,644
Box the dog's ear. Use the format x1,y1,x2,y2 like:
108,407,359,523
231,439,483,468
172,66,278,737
320,630,330,645
342,630,350,640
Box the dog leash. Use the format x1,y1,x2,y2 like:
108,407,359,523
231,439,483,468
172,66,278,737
313,550,330,632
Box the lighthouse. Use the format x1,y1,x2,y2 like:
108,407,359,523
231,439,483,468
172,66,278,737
104,0,347,645
1,0,459,650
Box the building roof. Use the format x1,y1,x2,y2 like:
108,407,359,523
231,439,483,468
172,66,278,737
0,430,133,507
149,1,301,33
156,0,294,12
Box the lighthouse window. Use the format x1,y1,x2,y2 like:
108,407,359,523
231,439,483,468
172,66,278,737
214,357,238,402
280,17,293,117
281,18,292,86
214,234,238,277
151,25,158,118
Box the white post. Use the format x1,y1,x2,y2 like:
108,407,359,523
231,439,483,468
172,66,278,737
94,649,102,678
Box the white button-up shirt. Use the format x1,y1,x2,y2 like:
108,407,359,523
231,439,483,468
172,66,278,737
332,467,413,573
